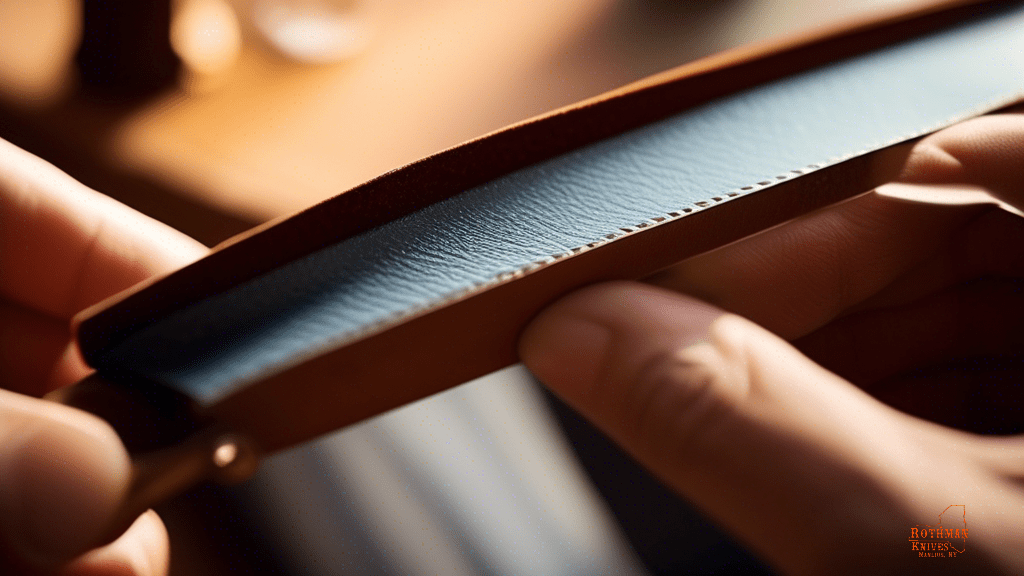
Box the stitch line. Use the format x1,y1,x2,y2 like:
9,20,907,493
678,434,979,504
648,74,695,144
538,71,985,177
286,91,1024,363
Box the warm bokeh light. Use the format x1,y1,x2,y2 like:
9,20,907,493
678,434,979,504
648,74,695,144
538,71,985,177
212,441,239,468
0,0,80,107
250,0,372,64
170,0,243,78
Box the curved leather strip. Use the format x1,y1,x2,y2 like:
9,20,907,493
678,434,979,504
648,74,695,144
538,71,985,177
76,0,1016,356
82,1,1024,452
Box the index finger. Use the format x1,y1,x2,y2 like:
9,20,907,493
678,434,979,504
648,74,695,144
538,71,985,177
894,111,1024,205
650,112,1024,339
0,139,208,320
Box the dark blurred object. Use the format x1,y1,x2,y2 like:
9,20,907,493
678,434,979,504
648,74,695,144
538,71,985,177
543,389,775,575
158,483,292,576
76,0,181,100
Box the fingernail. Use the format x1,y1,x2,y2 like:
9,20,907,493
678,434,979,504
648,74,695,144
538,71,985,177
520,311,612,395
520,283,723,395
66,510,169,576
0,418,128,568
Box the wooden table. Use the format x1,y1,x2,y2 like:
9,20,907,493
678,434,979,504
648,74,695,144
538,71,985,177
0,0,913,239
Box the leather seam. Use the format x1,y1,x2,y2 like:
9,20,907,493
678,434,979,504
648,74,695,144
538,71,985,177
297,91,1024,360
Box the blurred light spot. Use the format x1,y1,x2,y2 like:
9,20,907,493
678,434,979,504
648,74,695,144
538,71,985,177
171,0,243,77
250,0,371,64
213,441,240,468
0,0,81,107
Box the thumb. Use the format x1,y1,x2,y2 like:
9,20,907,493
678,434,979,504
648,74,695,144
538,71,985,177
520,282,919,575
0,387,131,570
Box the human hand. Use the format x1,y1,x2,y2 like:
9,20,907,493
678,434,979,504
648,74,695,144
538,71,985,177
0,139,208,574
520,112,1024,575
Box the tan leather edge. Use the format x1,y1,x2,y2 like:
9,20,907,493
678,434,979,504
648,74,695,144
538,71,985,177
73,0,1013,360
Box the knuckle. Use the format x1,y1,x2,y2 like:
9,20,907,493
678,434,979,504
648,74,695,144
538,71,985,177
904,139,965,181
623,321,752,460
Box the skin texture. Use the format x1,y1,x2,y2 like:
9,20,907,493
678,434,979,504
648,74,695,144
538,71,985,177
520,112,1024,575
0,137,207,575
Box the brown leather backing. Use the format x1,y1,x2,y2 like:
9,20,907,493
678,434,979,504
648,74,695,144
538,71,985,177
214,151,908,451
73,0,1023,452
75,0,1010,355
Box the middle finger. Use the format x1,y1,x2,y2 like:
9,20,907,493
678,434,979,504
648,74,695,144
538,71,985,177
651,189,995,338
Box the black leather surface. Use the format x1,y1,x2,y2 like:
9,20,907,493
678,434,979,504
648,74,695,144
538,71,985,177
96,5,1024,405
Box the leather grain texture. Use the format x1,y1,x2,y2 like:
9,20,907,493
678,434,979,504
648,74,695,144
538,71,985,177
77,0,1024,452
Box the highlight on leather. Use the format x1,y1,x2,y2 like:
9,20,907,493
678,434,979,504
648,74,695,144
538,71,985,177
75,0,1024,452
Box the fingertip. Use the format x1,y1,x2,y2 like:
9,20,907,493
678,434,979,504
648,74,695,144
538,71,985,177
518,301,612,400
69,209,209,314
0,392,131,569
519,282,722,402
0,136,210,318
45,345,94,393
62,511,170,576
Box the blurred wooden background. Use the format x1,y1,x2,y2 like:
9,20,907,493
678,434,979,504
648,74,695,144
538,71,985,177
0,0,913,241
